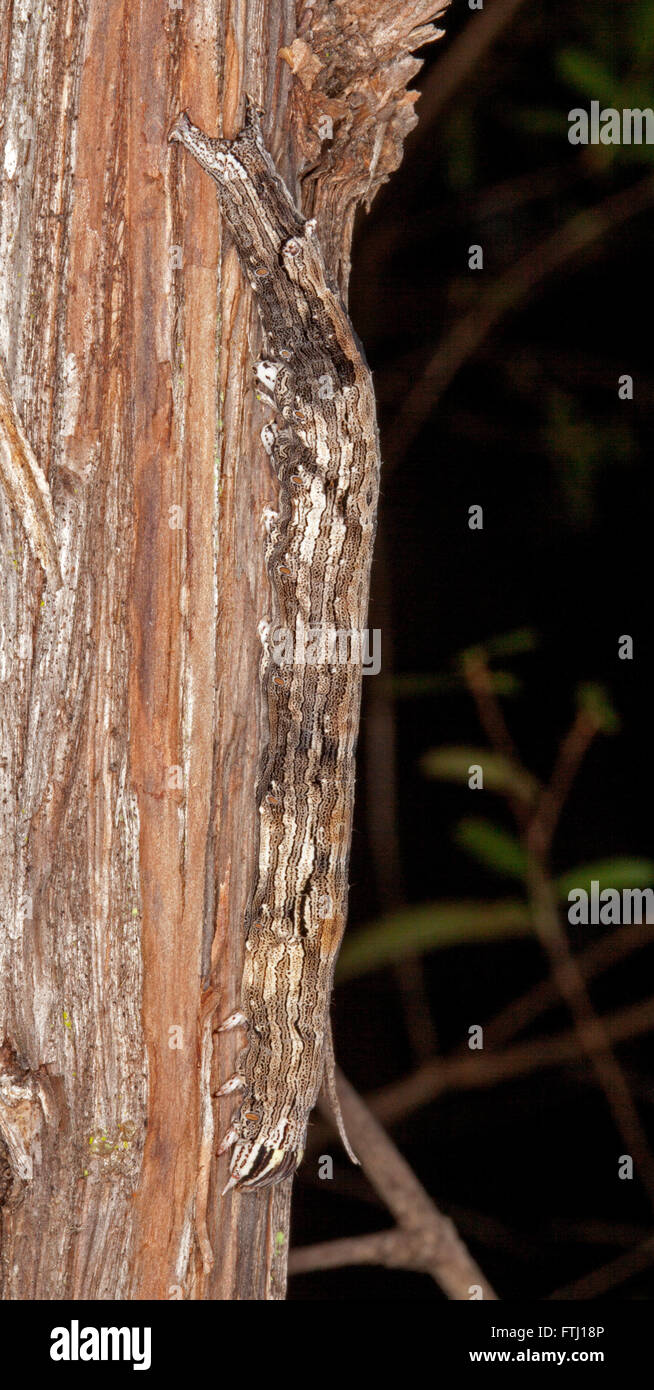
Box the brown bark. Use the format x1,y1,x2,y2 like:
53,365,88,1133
0,0,448,1300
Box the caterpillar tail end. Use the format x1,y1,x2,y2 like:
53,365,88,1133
222,1139,302,1195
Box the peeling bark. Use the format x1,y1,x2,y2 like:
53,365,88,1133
0,0,448,1301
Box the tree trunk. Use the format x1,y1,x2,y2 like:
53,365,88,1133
0,0,448,1300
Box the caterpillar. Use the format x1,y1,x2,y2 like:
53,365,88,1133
170,100,381,1191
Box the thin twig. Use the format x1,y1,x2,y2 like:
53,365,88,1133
466,657,654,1212
526,861,654,1211
289,1227,451,1277
368,996,654,1127
385,172,654,463
309,927,654,1142
547,1217,651,1250
450,1206,651,1257
525,708,598,862
463,650,537,829
297,1072,498,1299
470,919,654,1055
415,0,528,133
548,1236,654,1301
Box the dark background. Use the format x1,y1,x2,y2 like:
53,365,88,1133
290,0,654,1299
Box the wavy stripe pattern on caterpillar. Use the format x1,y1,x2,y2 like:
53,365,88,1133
170,101,381,1190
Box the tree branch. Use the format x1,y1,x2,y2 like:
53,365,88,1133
385,171,654,463
292,1070,498,1299
368,995,654,1127
465,657,654,1212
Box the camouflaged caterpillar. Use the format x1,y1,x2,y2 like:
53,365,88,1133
170,101,380,1191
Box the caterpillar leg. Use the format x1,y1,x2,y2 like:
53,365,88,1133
214,1073,246,1097
217,1125,239,1156
217,1010,248,1033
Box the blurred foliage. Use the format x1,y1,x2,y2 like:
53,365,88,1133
387,669,520,699
307,1,654,1301
338,899,530,982
517,0,654,167
454,817,527,882
342,647,647,981
576,680,621,734
340,843,654,982
544,389,636,531
465,627,539,660
420,745,538,804
323,0,654,1304
386,628,539,699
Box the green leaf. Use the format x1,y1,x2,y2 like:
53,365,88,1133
420,746,538,804
336,862,654,981
556,858,654,899
483,627,539,660
454,817,528,882
386,670,521,699
557,48,621,105
337,900,531,982
460,628,538,667
576,682,621,734
514,107,570,137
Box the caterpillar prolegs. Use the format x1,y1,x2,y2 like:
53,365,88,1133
170,102,381,1190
